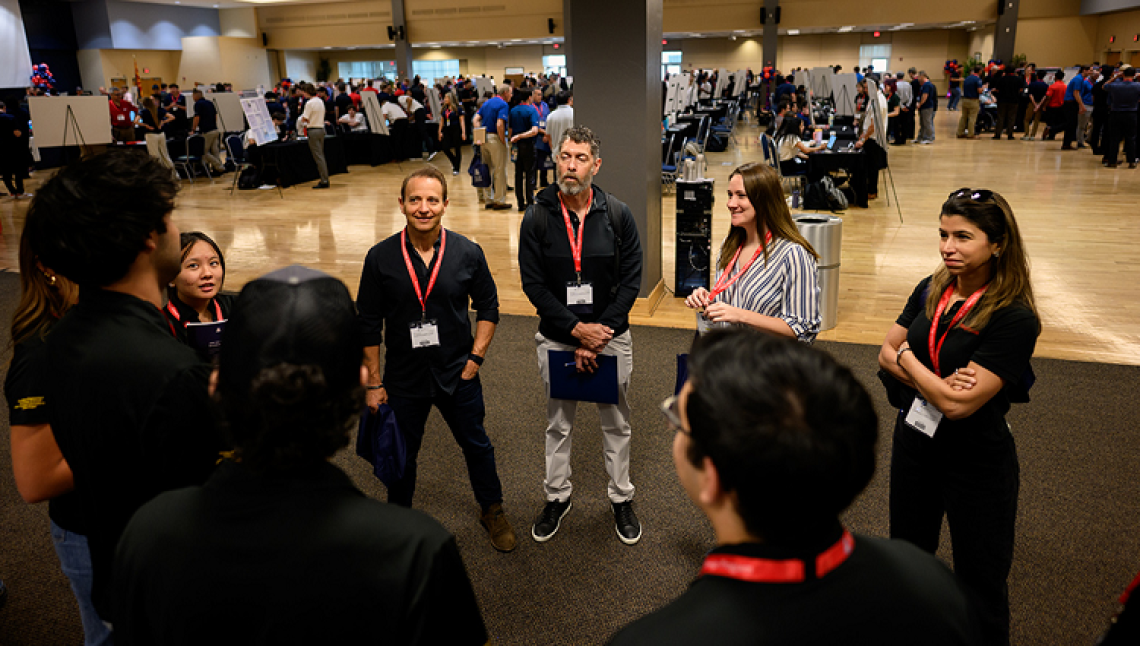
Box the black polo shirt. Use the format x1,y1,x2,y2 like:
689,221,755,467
194,98,217,132
45,288,225,617
607,534,981,645
335,92,353,118
357,228,499,398
112,459,488,646
4,329,90,535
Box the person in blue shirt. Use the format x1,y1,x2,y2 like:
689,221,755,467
957,66,984,138
509,92,540,212
1062,66,1091,149
474,85,512,210
530,88,552,188
191,89,226,174
1076,66,1097,148
775,77,796,104
916,71,937,144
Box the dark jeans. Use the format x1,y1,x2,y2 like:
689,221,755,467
2,172,24,195
386,375,503,510
1106,111,1138,165
890,414,1020,646
535,147,551,186
994,103,1019,138
1090,109,1107,152
514,138,536,208
1062,101,1080,146
441,138,463,172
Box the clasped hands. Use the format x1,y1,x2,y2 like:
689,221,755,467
571,322,613,373
683,288,747,324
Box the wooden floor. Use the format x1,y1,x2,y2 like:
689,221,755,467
2,110,1137,365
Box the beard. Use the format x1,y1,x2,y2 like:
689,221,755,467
557,170,593,196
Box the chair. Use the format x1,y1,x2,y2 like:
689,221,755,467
662,151,680,193
171,135,213,184
711,104,739,145
225,134,254,196
761,134,806,195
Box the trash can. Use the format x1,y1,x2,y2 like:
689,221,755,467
794,215,842,331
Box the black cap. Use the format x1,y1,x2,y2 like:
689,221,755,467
217,265,361,396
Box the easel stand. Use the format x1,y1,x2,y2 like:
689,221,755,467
881,154,903,223
61,105,91,159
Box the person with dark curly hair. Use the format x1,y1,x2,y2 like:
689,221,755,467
111,265,488,646
608,329,981,645
27,148,225,622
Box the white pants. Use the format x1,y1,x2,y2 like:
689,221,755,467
535,331,634,504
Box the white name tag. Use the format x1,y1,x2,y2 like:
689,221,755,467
905,396,944,437
567,282,594,314
409,320,441,348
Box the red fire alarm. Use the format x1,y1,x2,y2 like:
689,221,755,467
662,39,668,45
873,31,881,38
1134,34,1138,42
553,43,560,49
1109,35,1115,43
143,67,150,74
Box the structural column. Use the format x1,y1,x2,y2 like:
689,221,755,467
390,0,414,81
763,0,779,70
565,0,663,297
993,0,1020,65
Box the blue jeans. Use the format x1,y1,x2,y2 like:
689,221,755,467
386,375,504,510
948,87,961,110
51,521,114,646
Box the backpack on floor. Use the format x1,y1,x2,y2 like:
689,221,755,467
237,167,260,190
804,176,848,212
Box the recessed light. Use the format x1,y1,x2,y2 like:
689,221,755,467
838,26,854,33
787,29,800,35
898,23,913,28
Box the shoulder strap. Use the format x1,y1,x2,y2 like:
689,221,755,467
604,192,623,298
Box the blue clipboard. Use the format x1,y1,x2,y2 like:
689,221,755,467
548,350,620,405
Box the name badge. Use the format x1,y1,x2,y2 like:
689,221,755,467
567,282,594,314
409,319,441,348
905,396,944,437
539,120,547,128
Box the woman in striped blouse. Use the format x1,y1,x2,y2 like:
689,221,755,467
684,162,821,343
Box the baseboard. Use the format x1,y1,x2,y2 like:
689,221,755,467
633,279,666,318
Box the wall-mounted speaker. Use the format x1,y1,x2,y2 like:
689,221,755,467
548,18,555,35
760,10,766,25
775,7,781,24
262,32,268,47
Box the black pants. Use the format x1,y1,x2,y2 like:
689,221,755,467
385,375,503,510
1062,101,1080,146
890,415,1020,646
441,135,463,173
994,103,1019,139
514,138,536,209
1090,109,1108,153
2,171,24,195
413,109,430,157
390,120,413,160
1106,111,1138,165
535,147,551,186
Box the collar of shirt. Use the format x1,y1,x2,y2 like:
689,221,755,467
79,288,168,330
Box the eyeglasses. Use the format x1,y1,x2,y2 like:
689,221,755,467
947,187,995,202
660,395,690,436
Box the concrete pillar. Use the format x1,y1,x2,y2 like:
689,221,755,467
565,0,663,297
993,0,1020,66
390,0,414,81
763,0,779,70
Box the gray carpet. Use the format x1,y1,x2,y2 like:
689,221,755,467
1,270,1138,645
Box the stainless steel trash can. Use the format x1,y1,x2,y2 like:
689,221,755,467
794,215,842,331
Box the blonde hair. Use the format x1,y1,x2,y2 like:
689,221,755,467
718,162,819,272
10,226,77,347
925,191,1040,334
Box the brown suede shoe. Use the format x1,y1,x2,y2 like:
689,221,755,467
481,503,518,552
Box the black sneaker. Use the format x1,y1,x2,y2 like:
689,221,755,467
531,499,572,543
612,501,642,545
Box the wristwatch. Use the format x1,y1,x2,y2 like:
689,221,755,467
896,346,912,367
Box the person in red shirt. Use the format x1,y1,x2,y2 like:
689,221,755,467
108,87,137,142
1043,71,1068,140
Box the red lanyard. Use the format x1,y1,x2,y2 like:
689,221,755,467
1121,570,1140,605
928,283,988,377
558,190,594,280
700,530,855,583
400,227,447,317
709,230,773,301
165,299,223,324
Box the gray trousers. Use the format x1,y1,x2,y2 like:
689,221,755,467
535,331,635,504
202,129,225,172
919,108,935,142
1077,105,1093,147
306,127,329,183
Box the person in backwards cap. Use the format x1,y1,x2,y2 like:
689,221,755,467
110,265,489,646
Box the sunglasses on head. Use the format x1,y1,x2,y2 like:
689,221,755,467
947,188,995,202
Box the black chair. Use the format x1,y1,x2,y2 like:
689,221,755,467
172,134,212,183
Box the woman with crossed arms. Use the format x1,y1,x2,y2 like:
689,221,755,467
878,188,1040,646
684,162,820,343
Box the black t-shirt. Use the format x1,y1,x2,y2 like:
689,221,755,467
4,331,91,535
45,288,225,617
895,276,1038,450
334,92,353,117
112,460,488,646
194,98,218,132
139,107,167,131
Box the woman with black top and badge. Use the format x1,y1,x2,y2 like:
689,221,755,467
437,92,466,175
5,228,113,645
164,232,235,359
878,188,1040,646
683,162,820,343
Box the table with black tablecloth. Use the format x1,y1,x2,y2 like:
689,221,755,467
807,148,864,177
262,136,348,187
342,132,393,166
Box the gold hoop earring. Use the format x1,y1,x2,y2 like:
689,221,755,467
44,273,56,285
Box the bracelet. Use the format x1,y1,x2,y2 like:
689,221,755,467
468,353,485,366
896,346,912,367
367,384,384,390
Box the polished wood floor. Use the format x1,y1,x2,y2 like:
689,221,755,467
2,110,1137,364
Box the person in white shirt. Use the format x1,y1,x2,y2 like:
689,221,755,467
297,83,330,189
401,95,431,161
381,96,412,159
544,91,574,158
338,106,368,132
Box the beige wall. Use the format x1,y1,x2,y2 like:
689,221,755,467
405,0,561,43
284,50,320,82
97,49,182,90
178,37,271,90
76,49,104,93
1094,8,1140,63
257,1,391,50
969,26,995,61
1016,16,1099,66
220,8,259,39
780,0,993,29
663,0,763,33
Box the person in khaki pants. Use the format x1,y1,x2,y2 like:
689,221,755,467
473,85,512,210
956,66,983,138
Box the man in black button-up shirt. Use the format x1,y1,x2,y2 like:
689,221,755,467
357,166,517,552
26,150,224,620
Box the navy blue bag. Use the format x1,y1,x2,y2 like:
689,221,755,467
355,403,406,487
468,147,491,188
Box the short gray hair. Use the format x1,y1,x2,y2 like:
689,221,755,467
559,125,601,159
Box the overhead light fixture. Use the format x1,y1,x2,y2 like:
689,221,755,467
730,35,737,41
787,29,800,35
838,26,854,33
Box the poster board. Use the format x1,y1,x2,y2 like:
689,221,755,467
714,68,730,99
664,77,681,116
206,92,246,132
794,69,812,93
240,97,279,147
735,69,747,96
474,76,495,100
426,86,442,123
360,91,389,135
811,67,834,99
28,96,114,147
833,73,859,117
